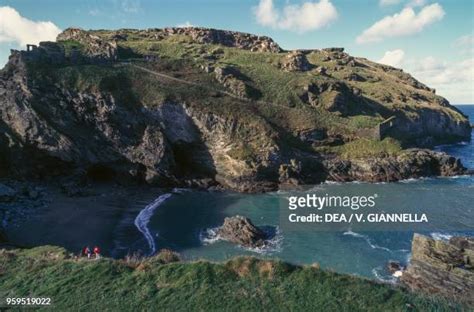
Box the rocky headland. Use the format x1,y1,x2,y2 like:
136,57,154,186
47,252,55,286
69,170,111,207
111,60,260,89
0,27,471,192
401,234,473,305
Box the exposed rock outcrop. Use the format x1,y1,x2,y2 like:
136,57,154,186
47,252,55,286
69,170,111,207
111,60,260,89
214,66,261,100
387,261,403,274
280,51,313,72
301,81,362,114
217,216,267,248
0,53,174,184
401,234,474,305
58,27,281,53
325,149,466,182
57,28,118,62
0,27,471,192
385,108,471,146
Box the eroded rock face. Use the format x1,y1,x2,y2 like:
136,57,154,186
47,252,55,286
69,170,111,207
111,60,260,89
59,27,281,53
0,53,174,183
301,81,362,115
325,149,466,183
280,51,313,72
57,28,118,61
386,108,471,146
401,234,474,305
0,27,471,192
217,216,267,248
214,66,261,100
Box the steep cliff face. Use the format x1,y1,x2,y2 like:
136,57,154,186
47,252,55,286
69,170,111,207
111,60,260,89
0,52,174,183
0,27,470,191
401,234,474,305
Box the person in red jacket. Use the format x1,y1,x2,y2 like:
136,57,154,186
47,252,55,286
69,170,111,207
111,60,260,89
93,246,101,259
83,246,92,259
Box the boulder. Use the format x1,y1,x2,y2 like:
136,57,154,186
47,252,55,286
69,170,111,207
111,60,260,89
401,234,474,305
280,51,313,72
217,216,267,248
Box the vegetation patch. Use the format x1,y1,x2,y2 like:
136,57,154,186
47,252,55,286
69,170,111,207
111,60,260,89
0,246,465,311
338,138,402,159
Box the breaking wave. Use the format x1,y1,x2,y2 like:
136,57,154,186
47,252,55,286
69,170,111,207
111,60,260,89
200,225,283,255
430,232,453,241
371,266,398,284
343,230,392,253
134,193,173,255
199,227,221,245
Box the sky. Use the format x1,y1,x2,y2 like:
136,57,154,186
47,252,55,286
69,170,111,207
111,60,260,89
0,0,473,103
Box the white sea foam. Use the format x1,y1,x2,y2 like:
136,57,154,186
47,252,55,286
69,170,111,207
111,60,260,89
343,230,392,252
442,175,470,180
430,232,453,241
243,226,283,255
399,178,418,184
200,225,284,255
398,177,434,184
134,193,173,255
372,266,397,284
323,180,342,185
199,227,221,245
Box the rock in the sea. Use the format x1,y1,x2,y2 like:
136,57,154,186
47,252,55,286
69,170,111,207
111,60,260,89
387,261,402,274
401,234,474,305
217,216,266,248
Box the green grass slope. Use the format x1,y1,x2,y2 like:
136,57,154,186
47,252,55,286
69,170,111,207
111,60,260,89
0,246,466,311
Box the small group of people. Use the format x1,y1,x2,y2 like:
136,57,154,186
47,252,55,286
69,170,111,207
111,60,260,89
82,246,101,259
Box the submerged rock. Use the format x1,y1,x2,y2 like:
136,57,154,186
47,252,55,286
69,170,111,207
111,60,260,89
217,216,267,248
401,234,474,305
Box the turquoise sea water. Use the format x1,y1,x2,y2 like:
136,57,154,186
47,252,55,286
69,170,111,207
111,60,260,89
6,106,473,282
141,105,474,280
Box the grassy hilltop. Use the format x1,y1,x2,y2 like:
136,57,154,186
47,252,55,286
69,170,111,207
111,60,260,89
0,27,470,190
0,246,465,311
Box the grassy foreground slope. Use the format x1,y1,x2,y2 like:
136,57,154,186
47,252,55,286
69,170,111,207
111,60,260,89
0,246,464,311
